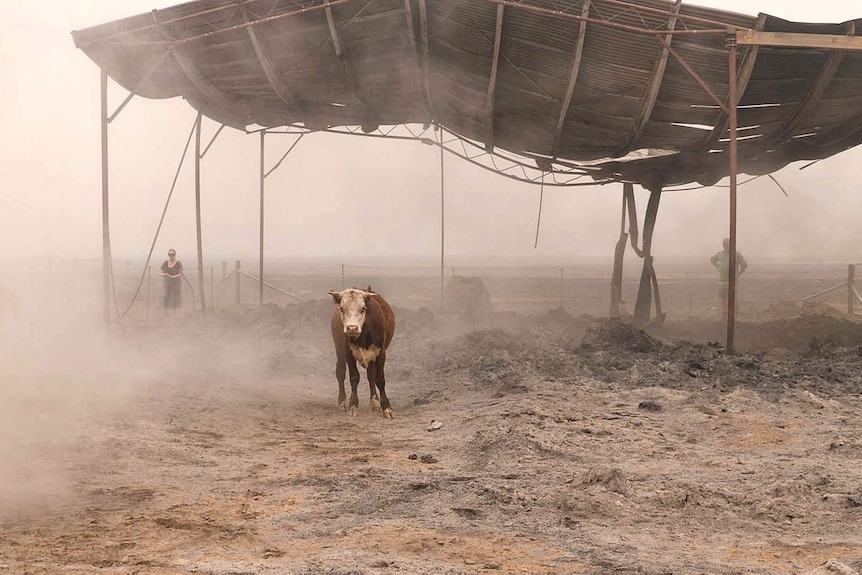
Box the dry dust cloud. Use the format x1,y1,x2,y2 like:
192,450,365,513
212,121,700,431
0,263,285,518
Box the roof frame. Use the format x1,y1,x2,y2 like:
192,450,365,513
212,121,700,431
242,6,301,109
552,0,591,161
769,21,857,144
404,0,432,121
485,3,505,152
701,14,766,150
616,0,682,156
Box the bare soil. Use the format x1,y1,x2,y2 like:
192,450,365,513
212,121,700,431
2,281,862,574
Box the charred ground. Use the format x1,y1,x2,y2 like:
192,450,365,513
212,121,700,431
2,283,862,574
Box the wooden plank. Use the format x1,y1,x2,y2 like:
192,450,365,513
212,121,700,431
616,0,681,156
769,22,855,143
552,0,590,159
485,3,504,151
404,0,432,119
738,30,862,51
701,13,766,149
417,0,434,118
172,48,245,112
243,8,299,109
324,0,345,57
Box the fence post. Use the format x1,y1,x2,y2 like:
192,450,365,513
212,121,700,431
146,266,151,320
560,268,564,310
849,264,856,314
235,260,241,304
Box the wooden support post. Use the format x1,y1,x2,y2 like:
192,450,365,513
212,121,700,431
633,189,661,328
235,260,241,304
849,264,856,314
610,183,629,318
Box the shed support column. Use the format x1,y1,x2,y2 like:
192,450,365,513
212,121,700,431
609,183,629,318
100,69,112,324
726,33,739,352
194,111,207,314
259,131,265,306
439,125,445,312
633,189,661,328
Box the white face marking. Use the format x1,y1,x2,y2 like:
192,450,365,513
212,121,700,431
335,289,370,336
350,344,380,368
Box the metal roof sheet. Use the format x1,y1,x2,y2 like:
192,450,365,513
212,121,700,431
72,0,862,188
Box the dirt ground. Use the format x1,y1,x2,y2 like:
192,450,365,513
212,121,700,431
2,270,862,575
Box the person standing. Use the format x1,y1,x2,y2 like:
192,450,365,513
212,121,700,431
710,238,747,314
160,249,183,313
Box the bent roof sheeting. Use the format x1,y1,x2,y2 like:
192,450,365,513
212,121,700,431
72,0,862,188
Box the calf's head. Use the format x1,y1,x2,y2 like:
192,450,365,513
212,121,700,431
329,288,371,337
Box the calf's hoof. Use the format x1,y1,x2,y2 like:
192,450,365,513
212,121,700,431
382,407,394,419
370,396,382,412
349,405,358,417
339,400,348,412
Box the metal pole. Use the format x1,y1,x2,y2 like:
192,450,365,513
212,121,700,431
100,69,111,325
849,264,856,314
259,131,265,306
439,125,445,311
235,259,241,304
726,32,739,353
194,111,207,314
560,268,564,310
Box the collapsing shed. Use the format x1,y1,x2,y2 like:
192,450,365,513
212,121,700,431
72,0,862,350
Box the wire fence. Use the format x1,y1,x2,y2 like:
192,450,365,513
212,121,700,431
38,257,862,322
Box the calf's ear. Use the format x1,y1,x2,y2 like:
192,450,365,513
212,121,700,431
328,291,342,303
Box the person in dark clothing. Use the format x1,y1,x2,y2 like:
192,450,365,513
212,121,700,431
710,238,747,314
160,249,183,312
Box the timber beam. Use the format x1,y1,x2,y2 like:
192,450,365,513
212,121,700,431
617,0,681,156
243,8,300,108
737,30,862,51
770,21,856,143
485,3,505,151
552,0,590,159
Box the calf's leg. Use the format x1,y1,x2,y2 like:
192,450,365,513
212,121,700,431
375,351,393,419
347,354,361,416
335,353,348,411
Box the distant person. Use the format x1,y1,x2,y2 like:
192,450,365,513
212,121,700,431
710,238,747,314
160,249,183,313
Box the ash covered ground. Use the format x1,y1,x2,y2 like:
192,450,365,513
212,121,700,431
2,276,862,575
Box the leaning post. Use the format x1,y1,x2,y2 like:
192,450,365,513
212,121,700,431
726,31,740,353
194,111,207,314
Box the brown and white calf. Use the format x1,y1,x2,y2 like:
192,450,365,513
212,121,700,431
329,287,396,418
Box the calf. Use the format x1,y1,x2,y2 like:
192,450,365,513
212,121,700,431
329,287,396,418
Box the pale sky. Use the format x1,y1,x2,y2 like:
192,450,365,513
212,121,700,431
1,0,861,264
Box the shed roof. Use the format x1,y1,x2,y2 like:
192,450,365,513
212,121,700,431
72,0,862,189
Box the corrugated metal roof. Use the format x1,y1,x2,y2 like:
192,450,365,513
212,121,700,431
72,0,862,188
